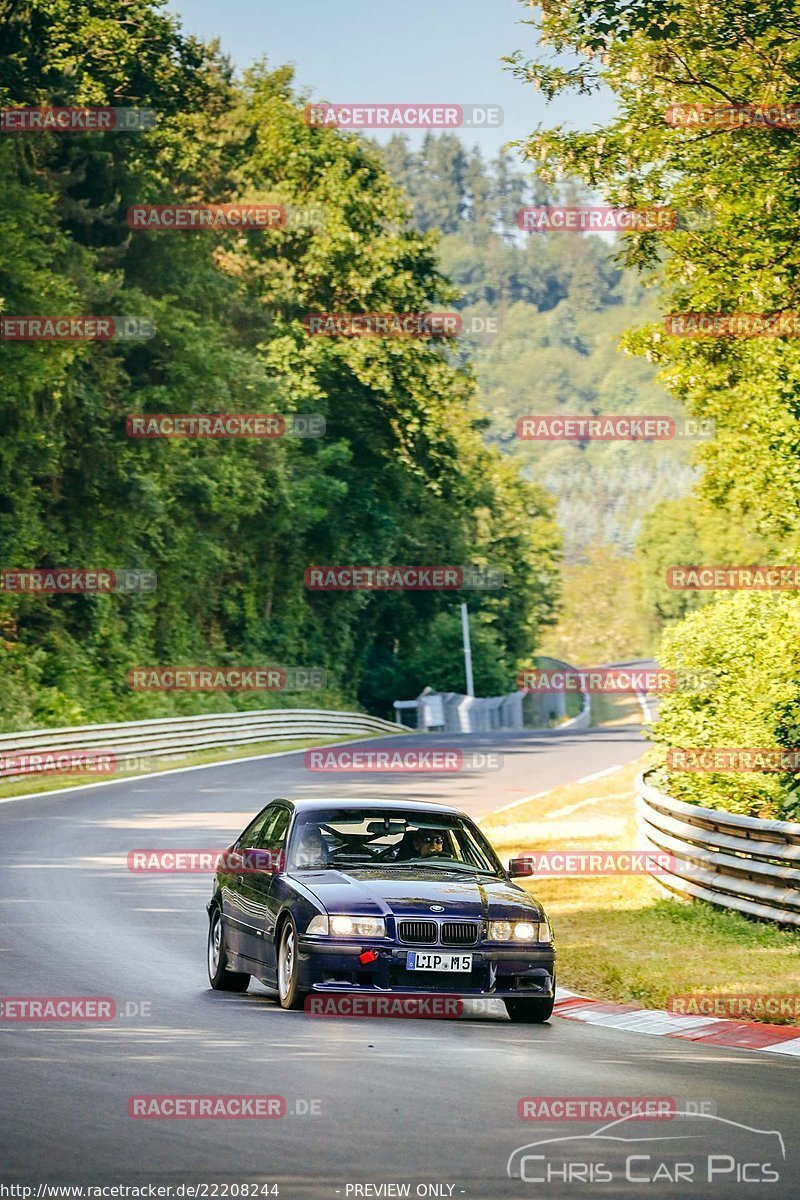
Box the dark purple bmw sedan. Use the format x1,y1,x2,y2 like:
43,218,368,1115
207,797,555,1022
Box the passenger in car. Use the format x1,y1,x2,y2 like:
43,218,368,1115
295,824,329,869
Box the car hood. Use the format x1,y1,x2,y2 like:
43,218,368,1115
297,866,544,921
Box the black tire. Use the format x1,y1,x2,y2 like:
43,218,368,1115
208,907,251,992
504,996,555,1024
277,917,307,1010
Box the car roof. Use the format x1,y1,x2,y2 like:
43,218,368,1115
279,797,464,816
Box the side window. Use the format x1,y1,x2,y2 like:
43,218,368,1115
259,808,291,872
261,808,290,851
237,808,276,849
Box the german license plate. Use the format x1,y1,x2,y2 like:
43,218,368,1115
406,951,472,972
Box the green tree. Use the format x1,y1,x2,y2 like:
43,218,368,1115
507,0,800,539
636,497,768,622
508,0,800,817
0,3,561,727
540,546,658,664
652,592,800,820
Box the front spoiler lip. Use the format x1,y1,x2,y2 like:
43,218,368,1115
307,982,555,999
299,936,556,960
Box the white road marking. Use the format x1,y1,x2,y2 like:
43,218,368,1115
575,764,622,784
762,1040,800,1057
543,794,611,821
489,789,551,815
487,763,625,817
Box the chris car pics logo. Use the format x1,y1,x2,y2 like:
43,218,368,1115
507,1112,784,1187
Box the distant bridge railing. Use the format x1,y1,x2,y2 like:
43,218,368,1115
393,658,591,734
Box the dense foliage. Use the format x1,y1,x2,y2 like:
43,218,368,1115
653,594,800,820
510,0,800,540
382,133,697,565
0,0,561,729
511,0,800,813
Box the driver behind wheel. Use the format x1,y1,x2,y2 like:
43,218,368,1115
394,828,447,860
412,830,447,858
294,823,329,869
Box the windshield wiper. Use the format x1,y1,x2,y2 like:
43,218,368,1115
328,856,384,866
390,861,498,876
436,866,499,876
326,857,499,876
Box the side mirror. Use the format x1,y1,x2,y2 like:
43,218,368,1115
239,847,284,874
508,855,535,878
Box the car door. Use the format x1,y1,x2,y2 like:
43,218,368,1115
221,807,278,959
255,806,293,985
236,805,291,969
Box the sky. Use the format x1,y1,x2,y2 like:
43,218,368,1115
165,0,617,161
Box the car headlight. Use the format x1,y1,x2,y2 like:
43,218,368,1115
306,914,386,938
487,919,552,943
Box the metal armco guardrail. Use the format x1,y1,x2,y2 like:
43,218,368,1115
0,708,404,778
636,770,800,928
393,656,591,734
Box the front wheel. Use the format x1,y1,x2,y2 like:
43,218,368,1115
277,918,307,1010
504,995,555,1024
208,908,251,992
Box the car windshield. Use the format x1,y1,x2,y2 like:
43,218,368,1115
287,808,504,875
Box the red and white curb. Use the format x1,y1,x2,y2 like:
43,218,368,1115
554,988,800,1057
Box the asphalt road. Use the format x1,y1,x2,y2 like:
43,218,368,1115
2,722,799,1199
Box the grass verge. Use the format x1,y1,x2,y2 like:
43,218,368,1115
0,734,374,801
590,691,644,726
481,758,800,1026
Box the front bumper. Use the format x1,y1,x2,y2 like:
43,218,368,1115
297,936,556,999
